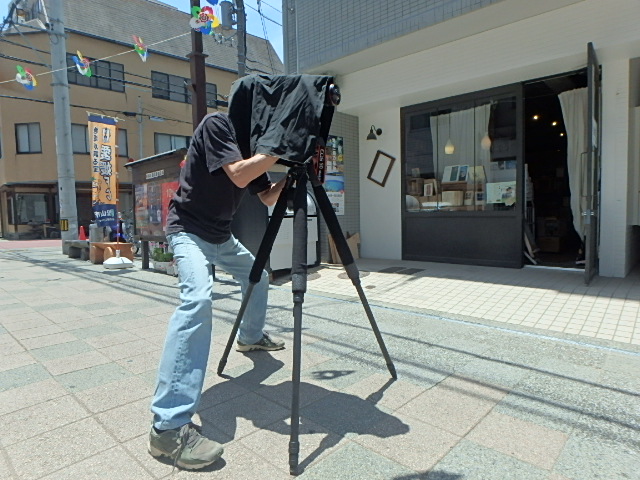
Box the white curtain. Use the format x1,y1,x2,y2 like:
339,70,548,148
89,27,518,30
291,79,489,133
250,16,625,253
429,104,491,180
558,88,588,238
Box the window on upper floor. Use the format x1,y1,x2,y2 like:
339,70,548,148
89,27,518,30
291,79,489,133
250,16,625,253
72,124,90,154
118,128,128,157
15,123,41,153
67,54,125,92
154,133,191,154
151,71,217,107
72,124,128,157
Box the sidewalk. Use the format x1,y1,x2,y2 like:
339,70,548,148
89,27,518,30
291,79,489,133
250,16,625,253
0,245,638,479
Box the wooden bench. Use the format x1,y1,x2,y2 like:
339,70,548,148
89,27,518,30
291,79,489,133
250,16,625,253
90,242,134,264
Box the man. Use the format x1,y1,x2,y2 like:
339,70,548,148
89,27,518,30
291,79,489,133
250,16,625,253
148,111,286,470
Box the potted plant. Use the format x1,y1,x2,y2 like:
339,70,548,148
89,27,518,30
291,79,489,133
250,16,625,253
152,247,174,273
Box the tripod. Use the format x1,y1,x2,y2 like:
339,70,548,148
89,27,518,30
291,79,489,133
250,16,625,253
217,158,397,475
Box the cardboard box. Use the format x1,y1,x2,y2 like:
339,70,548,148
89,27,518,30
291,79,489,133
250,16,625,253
536,217,568,237
537,236,563,253
327,232,360,263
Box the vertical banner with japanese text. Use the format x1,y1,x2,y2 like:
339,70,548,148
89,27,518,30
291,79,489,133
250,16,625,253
88,114,118,228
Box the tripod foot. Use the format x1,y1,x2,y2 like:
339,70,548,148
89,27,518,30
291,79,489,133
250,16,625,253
289,440,300,476
217,358,227,376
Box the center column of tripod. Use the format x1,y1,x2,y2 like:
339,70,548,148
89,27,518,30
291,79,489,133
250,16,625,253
289,168,309,475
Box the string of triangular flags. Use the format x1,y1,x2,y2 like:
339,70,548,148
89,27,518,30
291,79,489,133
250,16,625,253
10,0,224,91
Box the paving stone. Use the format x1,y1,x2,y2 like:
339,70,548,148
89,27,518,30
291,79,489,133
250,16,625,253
43,350,111,376
5,418,117,480
295,441,413,479
554,433,640,480
465,411,568,470
56,363,133,392
69,324,123,339
12,324,65,340
0,378,68,416
96,397,154,443
28,340,94,361
240,417,348,473
301,389,407,440
0,449,14,480
83,330,140,349
115,350,162,374
199,390,290,439
21,332,78,350
0,363,51,392
1,395,89,447
354,411,459,472
0,351,36,373
397,375,507,437
76,376,152,413
38,445,154,480
97,338,158,361
427,439,549,479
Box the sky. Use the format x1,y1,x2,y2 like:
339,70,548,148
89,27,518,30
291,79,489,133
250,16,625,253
0,0,284,60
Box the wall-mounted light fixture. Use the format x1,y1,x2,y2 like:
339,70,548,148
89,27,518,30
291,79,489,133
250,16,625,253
367,125,382,140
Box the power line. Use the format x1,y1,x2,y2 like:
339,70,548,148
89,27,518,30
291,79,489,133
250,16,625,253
0,93,193,124
246,3,282,26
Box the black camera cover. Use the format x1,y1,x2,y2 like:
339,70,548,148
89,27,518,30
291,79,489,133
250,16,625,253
227,74,336,163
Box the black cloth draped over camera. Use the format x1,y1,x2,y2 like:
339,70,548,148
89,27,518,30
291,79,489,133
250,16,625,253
227,74,336,163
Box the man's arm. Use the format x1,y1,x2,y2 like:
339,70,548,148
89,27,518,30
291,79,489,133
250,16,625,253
257,177,287,207
222,153,279,188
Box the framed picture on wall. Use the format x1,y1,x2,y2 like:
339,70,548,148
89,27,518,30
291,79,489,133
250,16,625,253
367,150,396,187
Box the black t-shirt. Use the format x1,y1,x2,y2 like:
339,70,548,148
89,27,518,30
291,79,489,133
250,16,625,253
165,112,271,244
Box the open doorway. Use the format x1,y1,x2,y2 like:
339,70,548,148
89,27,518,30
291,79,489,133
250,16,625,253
524,70,587,268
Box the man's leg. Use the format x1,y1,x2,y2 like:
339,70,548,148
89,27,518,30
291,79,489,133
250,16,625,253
149,233,223,470
215,235,283,350
151,232,215,430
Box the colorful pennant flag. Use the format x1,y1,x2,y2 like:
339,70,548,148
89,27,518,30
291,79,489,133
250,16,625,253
190,5,220,35
72,50,92,77
132,35,149,62
15,65,37,90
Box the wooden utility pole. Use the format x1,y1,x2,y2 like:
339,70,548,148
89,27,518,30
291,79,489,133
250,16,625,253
188,0,208,129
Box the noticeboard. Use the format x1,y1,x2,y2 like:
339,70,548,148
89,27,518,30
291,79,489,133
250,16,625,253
125,149,186,242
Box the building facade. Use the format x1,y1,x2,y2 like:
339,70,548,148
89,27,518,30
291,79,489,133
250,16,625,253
0,0,283,239
283,0,640,279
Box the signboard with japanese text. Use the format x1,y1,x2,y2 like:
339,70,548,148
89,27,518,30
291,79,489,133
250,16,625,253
324,135,345,215
88,114,118,228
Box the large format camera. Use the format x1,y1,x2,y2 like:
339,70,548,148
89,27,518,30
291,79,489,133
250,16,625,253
227,74,340,180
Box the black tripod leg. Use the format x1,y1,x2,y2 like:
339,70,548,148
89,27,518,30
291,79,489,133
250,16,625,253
217,174,294,376
289,172,308,476
307,165,397,379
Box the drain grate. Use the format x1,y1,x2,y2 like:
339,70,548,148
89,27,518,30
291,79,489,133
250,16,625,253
338,270,370,280
378,266,406,273
378,266,424,275
398,268,424,275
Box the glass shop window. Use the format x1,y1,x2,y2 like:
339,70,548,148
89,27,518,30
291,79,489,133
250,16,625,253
404,95,517,212
15,194,48,224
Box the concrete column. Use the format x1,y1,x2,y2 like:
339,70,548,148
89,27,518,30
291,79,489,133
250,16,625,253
599,57,630,277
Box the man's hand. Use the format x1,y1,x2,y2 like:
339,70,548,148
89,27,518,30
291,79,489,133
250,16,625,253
258,177,287,207
223,153,279,188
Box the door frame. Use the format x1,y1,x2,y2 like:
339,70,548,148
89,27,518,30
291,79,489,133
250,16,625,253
584,42,602,284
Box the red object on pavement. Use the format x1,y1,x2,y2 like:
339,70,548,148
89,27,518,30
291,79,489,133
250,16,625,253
79,226,88,240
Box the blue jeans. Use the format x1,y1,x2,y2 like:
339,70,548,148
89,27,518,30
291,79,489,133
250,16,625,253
151,232,269,430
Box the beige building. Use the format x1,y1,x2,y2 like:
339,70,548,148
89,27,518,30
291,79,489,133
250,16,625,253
0,0,283,239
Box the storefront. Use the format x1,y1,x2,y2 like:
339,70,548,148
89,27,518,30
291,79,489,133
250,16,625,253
0,182,132,240
304,0,640,280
